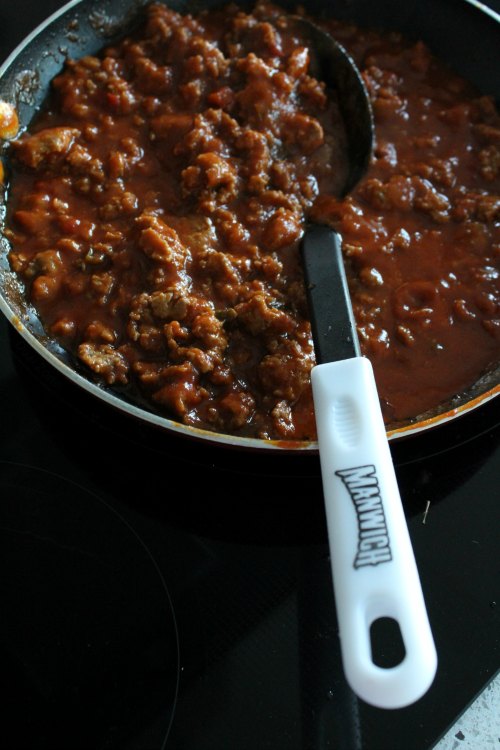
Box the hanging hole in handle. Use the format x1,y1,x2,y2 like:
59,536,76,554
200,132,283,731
370,617,406,668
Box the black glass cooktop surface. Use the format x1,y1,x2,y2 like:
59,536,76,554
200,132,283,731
0,312,500,750
1,311,499,750
1,2,499,748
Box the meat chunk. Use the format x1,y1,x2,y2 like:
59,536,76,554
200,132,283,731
13,127,80,169
262,208,302,251
235,293,296,336
151,112,193,142
136,212,188,277
258,338,314,402
182,152,239,207
78,343,129,384
281,113,325,154
151,362,207,415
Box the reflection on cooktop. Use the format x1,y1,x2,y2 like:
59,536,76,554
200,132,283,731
0,463,179,750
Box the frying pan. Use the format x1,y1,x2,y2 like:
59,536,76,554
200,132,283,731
0,0,499,452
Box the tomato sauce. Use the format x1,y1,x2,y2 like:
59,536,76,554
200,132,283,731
3,1,500,439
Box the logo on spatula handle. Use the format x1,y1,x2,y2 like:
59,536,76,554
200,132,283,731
335,465,393,568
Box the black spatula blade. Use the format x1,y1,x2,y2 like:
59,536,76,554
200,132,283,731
301,224,361,365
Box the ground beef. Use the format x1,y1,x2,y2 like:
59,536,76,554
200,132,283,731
3,0,500,439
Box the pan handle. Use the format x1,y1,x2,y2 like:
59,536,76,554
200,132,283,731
311,356,437,709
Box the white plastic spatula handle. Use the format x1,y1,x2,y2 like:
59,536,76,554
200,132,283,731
311,356,437,709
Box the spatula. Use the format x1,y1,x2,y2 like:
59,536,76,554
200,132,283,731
294,16,438,709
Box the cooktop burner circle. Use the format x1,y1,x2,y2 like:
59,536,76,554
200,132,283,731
0,462,179,750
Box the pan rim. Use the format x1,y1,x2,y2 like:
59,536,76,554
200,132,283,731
0,0,498,453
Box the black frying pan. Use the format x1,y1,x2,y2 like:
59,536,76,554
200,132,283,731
0,0,499,452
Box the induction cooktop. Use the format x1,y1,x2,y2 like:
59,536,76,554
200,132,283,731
1,2,499,749
1,295,499,750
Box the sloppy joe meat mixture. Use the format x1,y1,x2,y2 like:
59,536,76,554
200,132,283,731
4,1,500,440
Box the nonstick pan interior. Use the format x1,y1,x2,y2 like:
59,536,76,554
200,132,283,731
0,0,499,451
